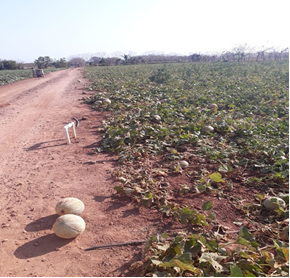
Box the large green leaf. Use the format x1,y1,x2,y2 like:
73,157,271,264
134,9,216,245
202,201,213,211
209,172,225,183
160,252,199,274
230,265,245,277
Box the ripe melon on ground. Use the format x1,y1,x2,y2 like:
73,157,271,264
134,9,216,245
202,125,214,133
103,98,111,104
208,103,218,109
53,214,86,239
179,161,189,168
55,197,84,215
263,197,286,211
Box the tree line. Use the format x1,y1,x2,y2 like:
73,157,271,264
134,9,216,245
0,57,67,70
73,45,288,67
86,46,289,66
1,45,288,70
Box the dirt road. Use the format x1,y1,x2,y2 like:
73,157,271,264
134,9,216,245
0,69,157,276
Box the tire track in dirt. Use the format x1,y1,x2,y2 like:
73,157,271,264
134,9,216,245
0,70,70,156
0,69,76,215
0,69,80,230
0,71,68,105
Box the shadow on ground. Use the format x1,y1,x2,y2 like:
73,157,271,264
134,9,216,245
14,234,73,259
26,139,66,151
25,214,59,232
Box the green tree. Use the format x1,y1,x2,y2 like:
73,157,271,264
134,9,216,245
68,57,86,67
190,53,201,62
99,58,108,66
0,60,18,70
34,56,53,69
53,58,67,68
122,54,131,65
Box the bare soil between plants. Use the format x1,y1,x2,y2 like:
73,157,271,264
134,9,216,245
0,68,265,277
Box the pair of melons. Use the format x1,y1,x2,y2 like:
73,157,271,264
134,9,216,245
53,197,85,239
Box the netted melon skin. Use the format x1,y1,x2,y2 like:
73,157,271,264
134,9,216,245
53,214,86,239
55,197,85,215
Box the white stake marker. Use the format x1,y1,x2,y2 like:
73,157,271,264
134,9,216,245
63,122,77,144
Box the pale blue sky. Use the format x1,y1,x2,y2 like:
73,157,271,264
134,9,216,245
0,0,289,62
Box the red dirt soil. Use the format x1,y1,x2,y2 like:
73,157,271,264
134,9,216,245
0,69,162,277
0,68,262,277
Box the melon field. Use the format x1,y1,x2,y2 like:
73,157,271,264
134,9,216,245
83,61,289,276
0,68,66,85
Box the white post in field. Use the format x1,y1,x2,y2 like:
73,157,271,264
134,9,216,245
63,122,77,144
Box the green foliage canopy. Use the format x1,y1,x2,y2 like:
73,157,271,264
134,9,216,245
0,60,20,70
52,58,67,68
34,56,53,69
